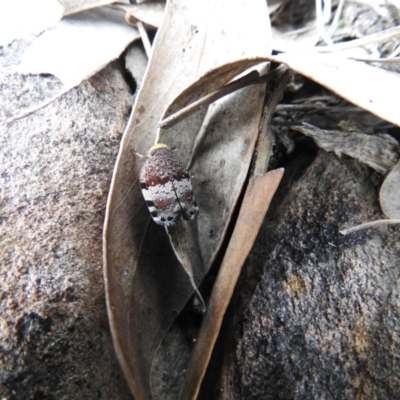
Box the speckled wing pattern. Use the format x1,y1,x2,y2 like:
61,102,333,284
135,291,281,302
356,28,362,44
139,145,199,226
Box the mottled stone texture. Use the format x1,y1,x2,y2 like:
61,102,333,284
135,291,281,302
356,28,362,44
200,149,400,399
0,41,133,399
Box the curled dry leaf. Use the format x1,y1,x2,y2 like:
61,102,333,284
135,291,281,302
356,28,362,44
103,0,271,398
157,60,270,168
158,69,262,130
380,159,400,219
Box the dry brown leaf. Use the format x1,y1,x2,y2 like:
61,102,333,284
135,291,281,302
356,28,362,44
103,0,272,398
270,51,400,127
380,159,400,219
180,169,284,400
291,123,400,174
157,60,269,167
19,7,139,88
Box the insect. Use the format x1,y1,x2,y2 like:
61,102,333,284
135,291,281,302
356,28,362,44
139,143,199,226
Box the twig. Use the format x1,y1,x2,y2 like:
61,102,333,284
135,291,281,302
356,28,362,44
328,0,345,35
276,103,336,112
340,219,400,235
348,56,400,64
318,25,400,52
137,21,152,58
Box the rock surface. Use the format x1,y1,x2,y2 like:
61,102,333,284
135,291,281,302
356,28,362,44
0,40,133,399
200,148,400,399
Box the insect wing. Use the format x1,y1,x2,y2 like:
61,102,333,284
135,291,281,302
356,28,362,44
164,151,199,221
171,172,199,221
139,153,181,226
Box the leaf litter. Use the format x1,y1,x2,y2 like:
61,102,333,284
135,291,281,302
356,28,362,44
263,0,400,238
7,0,400,397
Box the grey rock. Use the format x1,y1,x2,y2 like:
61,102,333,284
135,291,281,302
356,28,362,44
201,150,400,400
0,39,133,400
